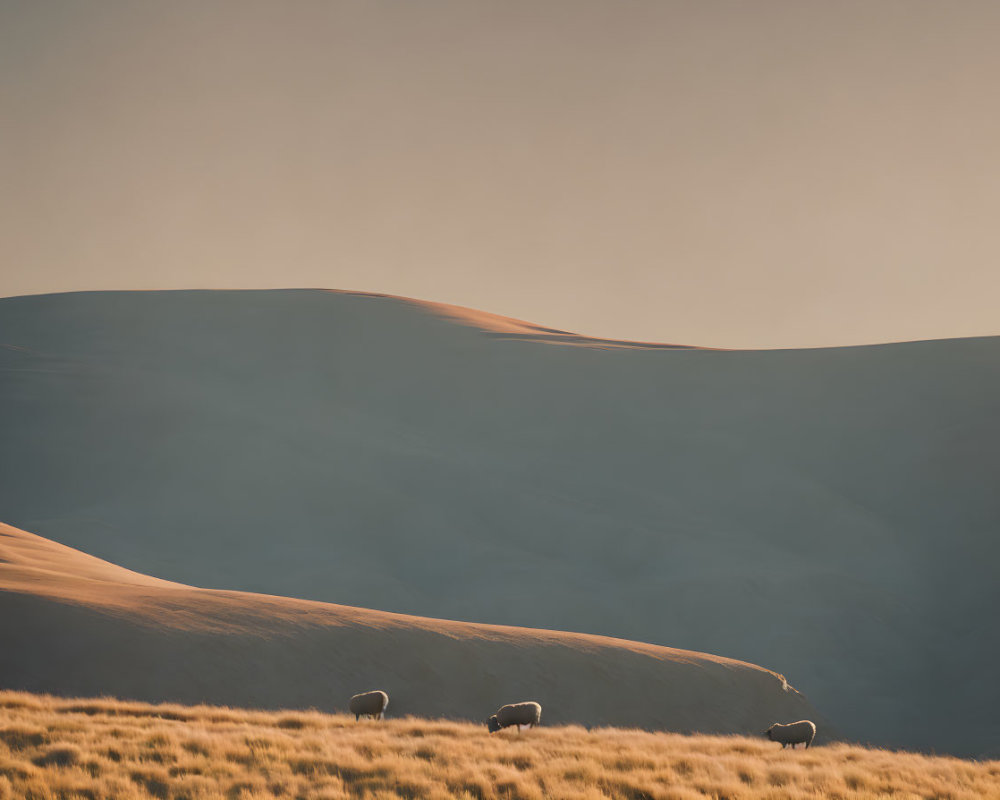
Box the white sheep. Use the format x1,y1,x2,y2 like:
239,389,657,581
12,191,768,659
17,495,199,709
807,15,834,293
349,690,389,721
764,720,816,749
487,702,542,733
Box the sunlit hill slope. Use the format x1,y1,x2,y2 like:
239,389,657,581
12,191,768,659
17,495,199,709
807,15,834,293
1,690,997,800
0,521,814,734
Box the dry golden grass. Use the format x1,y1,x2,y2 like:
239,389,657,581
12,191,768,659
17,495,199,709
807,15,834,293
0,691,996,800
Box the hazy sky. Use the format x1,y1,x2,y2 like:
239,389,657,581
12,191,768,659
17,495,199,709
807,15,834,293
3,1,999,348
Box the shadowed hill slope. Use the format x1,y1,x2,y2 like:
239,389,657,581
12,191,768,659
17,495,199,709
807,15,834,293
0,522,818,733
1,289,997,755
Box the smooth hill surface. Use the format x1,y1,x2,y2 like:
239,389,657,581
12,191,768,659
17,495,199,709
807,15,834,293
1,289,998,755
0,522,816,734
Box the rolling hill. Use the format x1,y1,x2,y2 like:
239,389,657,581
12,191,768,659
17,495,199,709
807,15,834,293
1,289,997,755
0,521,816,733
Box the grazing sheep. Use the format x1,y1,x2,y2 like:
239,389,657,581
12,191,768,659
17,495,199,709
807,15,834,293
764,720,816,749
349,690,389,721
487,701,542,733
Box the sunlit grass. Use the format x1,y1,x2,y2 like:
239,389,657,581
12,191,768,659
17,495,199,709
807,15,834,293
0,690,996,799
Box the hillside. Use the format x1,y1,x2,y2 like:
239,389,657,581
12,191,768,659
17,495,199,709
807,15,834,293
0,690,997,800
0,522,815,733
1,289,998,755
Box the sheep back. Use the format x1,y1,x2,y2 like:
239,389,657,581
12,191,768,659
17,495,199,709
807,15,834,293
765,720,816,748
349,690,389,719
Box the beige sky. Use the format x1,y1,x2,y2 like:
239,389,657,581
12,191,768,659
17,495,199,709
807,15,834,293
2,0,999,348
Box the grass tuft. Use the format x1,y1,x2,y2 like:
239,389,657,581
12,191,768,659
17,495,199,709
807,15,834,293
32,743,83,767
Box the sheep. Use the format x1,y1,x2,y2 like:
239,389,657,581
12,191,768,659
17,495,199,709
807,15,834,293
487,701,542,733
764,720,816,749
348,690,389,721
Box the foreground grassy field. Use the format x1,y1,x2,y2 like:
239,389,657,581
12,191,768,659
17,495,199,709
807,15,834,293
0,691,996,800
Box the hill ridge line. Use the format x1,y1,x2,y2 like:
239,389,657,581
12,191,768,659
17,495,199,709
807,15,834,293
2,288,997,350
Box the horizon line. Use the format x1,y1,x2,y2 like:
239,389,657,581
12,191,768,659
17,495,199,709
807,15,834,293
2,286,997,353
